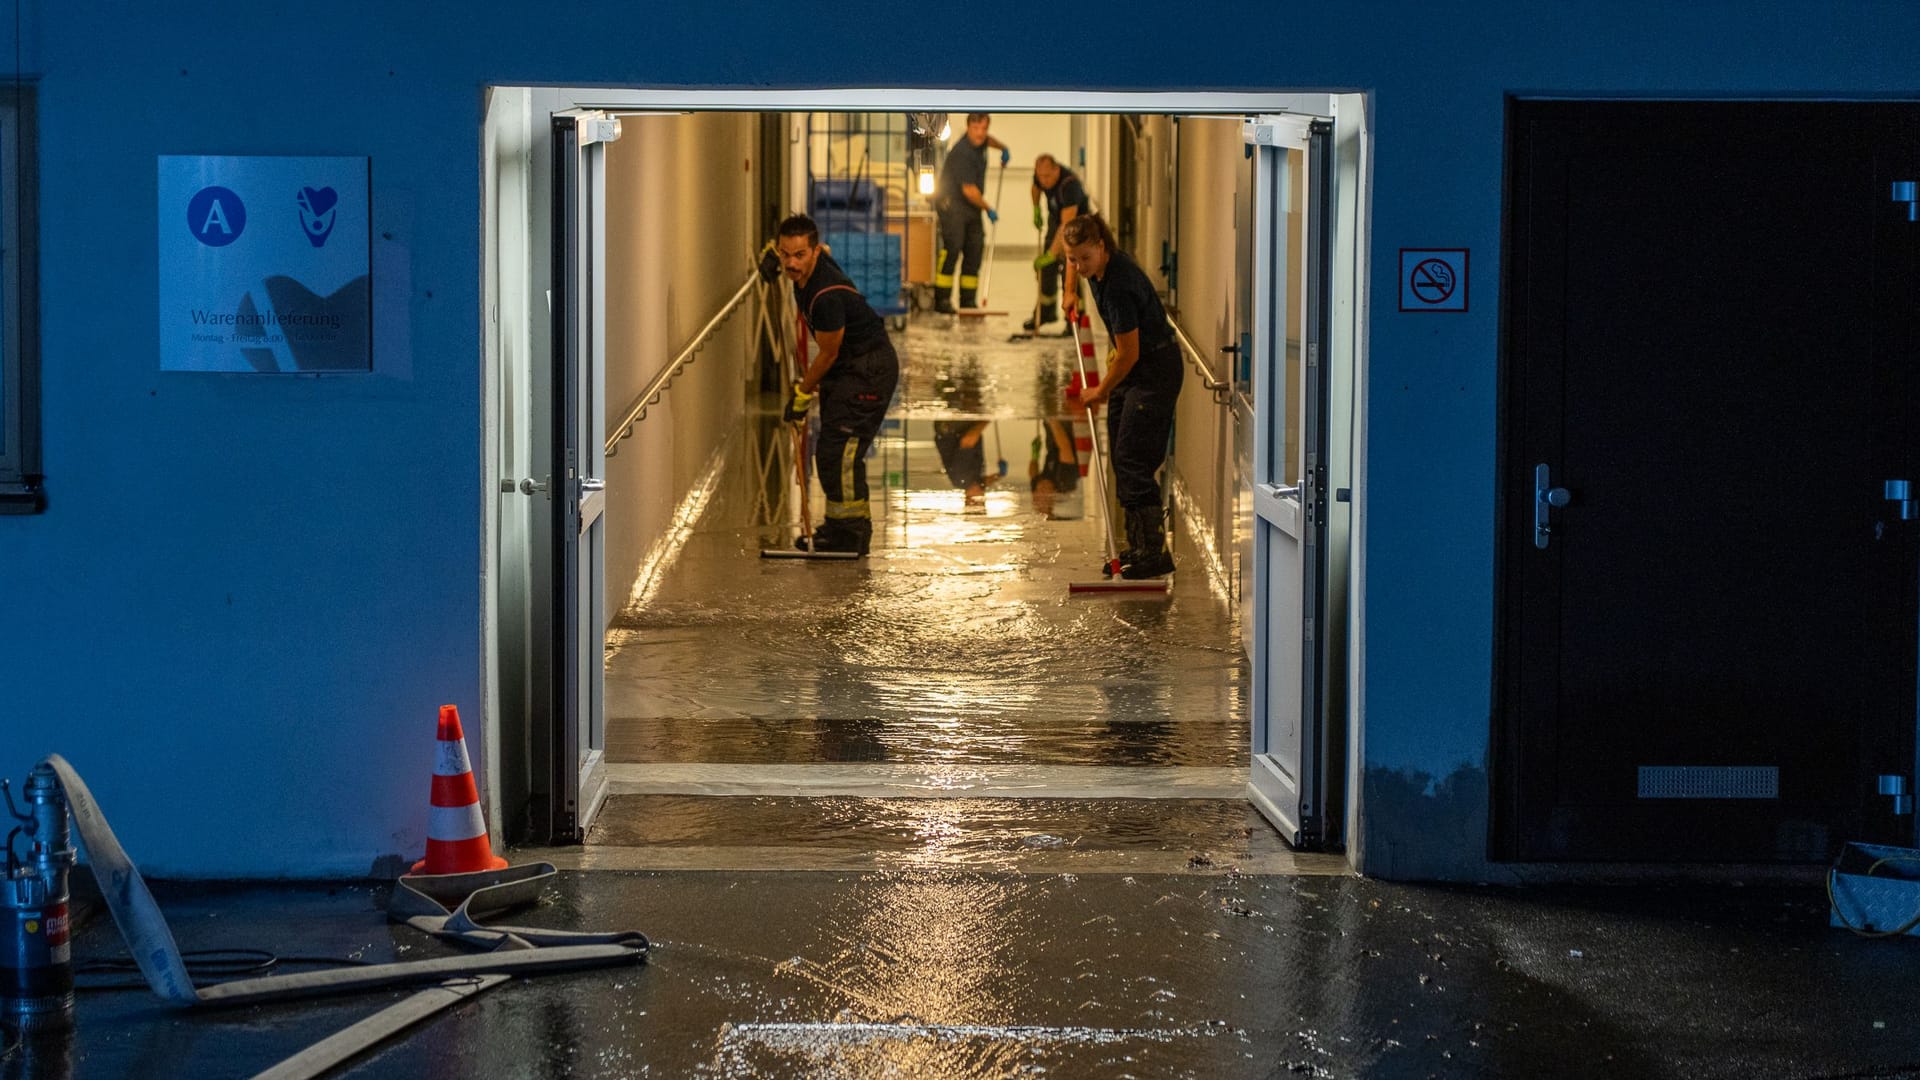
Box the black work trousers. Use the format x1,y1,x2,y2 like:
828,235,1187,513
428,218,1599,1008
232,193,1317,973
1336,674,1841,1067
816,340,900,521
937,205,985,305
1104,378,1180,511
1038,220,1063,306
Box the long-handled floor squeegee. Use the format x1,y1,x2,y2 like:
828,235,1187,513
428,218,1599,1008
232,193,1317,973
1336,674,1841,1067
1067,314,1171,596
958,161,1008,320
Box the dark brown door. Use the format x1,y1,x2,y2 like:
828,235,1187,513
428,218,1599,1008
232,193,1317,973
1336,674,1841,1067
1496,100,1920,862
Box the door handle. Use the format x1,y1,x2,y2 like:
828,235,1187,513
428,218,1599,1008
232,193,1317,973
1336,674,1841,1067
1534,464,1571,549
1261,483,1300,500
581,478,606,493
508,477,548,497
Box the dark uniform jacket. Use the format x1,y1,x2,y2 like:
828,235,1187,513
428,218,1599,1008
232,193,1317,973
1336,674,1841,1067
1041,167,1090,226
796,252,888,362
1090,250,1183,394
936,138,989,214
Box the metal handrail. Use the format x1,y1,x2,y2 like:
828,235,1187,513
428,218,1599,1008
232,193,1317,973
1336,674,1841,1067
606,269,763,456
1166,316,1234,405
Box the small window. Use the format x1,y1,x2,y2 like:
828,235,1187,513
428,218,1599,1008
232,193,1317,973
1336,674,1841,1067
0,85,37,514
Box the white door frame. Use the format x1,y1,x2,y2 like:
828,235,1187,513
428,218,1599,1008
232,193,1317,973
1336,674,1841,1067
483,86,1372,859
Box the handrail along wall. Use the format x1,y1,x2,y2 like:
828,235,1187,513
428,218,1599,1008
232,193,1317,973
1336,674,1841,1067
606,268,764,456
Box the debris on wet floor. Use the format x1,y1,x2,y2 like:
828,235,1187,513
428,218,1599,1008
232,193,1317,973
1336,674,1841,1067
47,871,1920,1079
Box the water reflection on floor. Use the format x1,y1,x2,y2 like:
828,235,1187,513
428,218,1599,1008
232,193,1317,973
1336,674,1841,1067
593,256,1268,872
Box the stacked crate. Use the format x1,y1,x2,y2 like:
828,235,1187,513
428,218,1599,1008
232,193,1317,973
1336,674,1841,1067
821,231,905,316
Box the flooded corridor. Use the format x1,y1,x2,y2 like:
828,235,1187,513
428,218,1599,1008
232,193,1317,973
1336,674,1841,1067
572,264,1328,875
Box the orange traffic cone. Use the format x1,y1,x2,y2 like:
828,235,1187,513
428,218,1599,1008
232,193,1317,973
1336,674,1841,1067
411,704,508,875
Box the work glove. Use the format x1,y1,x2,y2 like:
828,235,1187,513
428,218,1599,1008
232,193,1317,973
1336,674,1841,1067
1000,147,1011,166
986,208,999,224
1033,251,1057,271
756,240,780,284
1032,205,1045,230
783,382,814,422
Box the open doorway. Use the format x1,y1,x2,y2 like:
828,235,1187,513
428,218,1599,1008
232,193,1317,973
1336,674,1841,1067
483,91,1370,871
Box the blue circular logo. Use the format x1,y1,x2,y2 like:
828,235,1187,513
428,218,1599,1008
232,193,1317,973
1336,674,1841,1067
187,186,246,247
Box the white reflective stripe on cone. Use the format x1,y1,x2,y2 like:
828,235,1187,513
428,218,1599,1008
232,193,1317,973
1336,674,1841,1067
428,802,488,842
434,739,474,777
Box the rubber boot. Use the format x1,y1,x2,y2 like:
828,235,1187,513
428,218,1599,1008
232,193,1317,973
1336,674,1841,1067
1120,507,1175,579
1103,508,1142,578
959,288,978,310
933,293,957,315
1022,305,1058,332
843,517,873,556
798,519,856,553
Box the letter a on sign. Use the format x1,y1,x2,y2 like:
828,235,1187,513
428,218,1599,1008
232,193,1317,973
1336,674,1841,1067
186,185,246,247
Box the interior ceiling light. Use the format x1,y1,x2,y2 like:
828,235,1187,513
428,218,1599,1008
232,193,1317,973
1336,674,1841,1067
917,166,935,195
907,111,952,142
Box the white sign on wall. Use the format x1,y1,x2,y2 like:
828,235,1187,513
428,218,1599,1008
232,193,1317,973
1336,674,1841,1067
157,155,370,372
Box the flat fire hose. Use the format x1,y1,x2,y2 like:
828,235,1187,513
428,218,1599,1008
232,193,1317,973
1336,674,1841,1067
46,754,647,1009
388,863,649,952
250,975,510,1080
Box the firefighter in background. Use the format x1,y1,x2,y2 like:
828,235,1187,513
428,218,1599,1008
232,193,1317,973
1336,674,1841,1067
1027,153,1090,331
776,213,900,555
1062,212,1182,579
932,113,1010,314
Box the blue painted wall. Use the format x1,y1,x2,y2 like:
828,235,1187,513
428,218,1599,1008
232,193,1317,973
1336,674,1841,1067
3,0,1916,877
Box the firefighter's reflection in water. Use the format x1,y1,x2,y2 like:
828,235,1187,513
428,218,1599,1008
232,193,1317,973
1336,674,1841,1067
1028,359,1081,519
931,360,997,509
1029,415,1080,519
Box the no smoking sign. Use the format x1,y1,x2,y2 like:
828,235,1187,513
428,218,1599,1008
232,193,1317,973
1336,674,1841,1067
1399,248,1469,312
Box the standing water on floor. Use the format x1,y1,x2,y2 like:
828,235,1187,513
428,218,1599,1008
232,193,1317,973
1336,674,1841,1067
592,253,1278,872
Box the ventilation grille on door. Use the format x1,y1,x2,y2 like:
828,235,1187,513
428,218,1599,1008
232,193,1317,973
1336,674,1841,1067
1637,766,1779,799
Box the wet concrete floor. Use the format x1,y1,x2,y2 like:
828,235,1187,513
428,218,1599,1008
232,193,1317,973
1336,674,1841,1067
595,254,1255,873
46,872,1920,1078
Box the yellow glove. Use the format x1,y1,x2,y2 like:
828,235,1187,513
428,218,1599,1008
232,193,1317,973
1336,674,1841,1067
783,382,814,422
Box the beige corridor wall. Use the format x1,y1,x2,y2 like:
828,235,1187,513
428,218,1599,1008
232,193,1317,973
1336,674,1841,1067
1168,117,1245,602
602,113,763,619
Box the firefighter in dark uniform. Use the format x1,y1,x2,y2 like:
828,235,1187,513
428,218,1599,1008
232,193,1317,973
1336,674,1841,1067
1062,212,1182,579
932,113,1009,314
776,214,900,555
1026,153,1090,331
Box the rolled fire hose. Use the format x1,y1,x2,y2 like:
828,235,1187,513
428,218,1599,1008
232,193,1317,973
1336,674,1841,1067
45,754,646,1009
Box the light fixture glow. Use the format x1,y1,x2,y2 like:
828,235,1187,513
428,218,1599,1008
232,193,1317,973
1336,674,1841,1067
917,167,935,195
